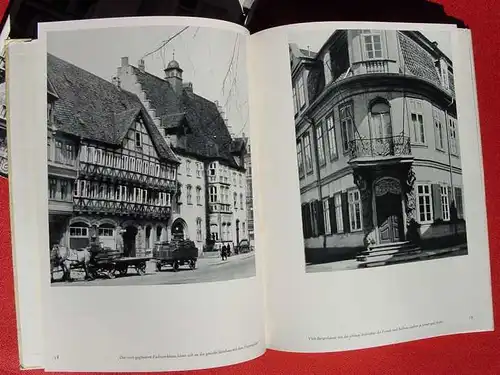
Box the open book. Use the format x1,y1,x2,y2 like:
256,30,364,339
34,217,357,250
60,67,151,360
5,16,493,372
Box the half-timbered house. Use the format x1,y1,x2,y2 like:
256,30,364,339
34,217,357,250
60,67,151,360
116,56,248,253
47,53,180,256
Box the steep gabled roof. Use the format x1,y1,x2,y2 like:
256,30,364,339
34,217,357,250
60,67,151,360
46,53,179,163
131,66,241,168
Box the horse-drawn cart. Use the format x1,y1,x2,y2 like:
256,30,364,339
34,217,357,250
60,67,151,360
90,247,150,278
153,240,198,272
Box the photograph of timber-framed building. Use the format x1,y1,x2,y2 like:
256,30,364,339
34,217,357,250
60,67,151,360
46,25,255,285
289,29,467,272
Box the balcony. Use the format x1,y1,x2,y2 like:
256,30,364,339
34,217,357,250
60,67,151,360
350,59,395,76
209,203,232,214
79,161,177,192
74,197,172,220
348,135,413,167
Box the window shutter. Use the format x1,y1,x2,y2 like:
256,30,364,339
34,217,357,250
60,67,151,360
301,204,308,238
341,192,350,233
328,197,337,234
431,184,442,221
311,201,318,237
305,203,312,238
317,200,325,235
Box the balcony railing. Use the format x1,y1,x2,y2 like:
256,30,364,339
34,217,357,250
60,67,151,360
74,197,171,219
348,135,411,161
209,203,232,213
348,59,392,77
79,161,177,191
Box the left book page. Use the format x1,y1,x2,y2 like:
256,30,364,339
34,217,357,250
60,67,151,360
8,16,265,372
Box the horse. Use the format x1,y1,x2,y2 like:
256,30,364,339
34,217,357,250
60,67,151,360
50,245,94,282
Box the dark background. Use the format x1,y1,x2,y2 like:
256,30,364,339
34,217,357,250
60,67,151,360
1,0,500,374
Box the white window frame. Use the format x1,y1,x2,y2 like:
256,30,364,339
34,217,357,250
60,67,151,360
334,192,344,233
325,114,338,160
416,183,433,224
339,103,355,153
297,75,306,109
449,117,459,156
410,99,426,144
441,185,451,221
348,189,362,232
361,30,383,60
316,121,326,166
69,226,89,238
303,133,313,173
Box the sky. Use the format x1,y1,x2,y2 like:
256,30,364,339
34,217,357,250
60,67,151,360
289,29,453,60
46,25,249,138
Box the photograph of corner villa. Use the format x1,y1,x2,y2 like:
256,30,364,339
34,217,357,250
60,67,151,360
289,29,467,272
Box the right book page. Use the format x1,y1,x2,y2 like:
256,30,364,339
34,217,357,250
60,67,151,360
247,22,493,352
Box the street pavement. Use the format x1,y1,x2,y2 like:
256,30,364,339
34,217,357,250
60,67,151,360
52,252,256,286
306,244,468,273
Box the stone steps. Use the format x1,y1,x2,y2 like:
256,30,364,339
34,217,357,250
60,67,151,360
357,241,422,264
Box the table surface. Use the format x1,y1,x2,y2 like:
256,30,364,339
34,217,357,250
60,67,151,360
1,0,500,374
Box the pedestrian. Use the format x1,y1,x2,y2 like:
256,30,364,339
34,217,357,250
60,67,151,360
221,244,227,261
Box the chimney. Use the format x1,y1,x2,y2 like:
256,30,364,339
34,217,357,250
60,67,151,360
182,82,193,93
121,57,129,67
138,59,145,72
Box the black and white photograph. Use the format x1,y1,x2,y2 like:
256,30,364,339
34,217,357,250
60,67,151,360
47,25,256,286
289,29,468,273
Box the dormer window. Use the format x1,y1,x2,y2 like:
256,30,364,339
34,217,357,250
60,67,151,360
135,131,142,148
361,30,383,59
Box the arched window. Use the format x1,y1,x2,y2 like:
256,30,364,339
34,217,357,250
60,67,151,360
186,185,192,204
370,100,392,139
69,222,90,249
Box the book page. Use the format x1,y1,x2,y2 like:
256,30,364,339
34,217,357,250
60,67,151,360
9,16,265,372
247,22,493,352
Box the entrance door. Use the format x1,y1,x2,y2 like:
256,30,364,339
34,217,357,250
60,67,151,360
122,226,138,257
376,192,403,244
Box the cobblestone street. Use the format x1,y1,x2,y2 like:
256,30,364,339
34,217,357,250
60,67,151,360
52,252,256,286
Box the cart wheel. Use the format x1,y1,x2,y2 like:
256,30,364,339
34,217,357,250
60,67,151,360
173,261,179,272
155,262,162,272
137,262,146,276
118,265,128,276
189,260,196,270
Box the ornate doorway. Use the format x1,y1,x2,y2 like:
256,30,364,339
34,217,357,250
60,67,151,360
374,177,404,244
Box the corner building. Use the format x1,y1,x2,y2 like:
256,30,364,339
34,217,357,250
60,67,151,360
290,30,466,262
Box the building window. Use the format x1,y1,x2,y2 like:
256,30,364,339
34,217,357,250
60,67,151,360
60,180,69,201
186,160,191,176
316,121,326,166
361,30,383,59
196,186,202,205
135,131,142,148
49,178,57,199
242,222,246,237
196,218,202,241
296,75,306,109
410,100,425,144
303,133,313,173
196,162,202,178
348,189,362,231
334,193,344,233
323,198,331,234
435,120,445,151
98,228,114,237
325,114,338,160
449,118,459,156
441,185,450,221
233,192,237,209
240,193,244,209
297,139,304,177
292,86,298,115
339,103,355,152
69,226,89,237
186,185,192,205
55,141,63,163
416,184,433,223
370,101,392,139
209,186,217,203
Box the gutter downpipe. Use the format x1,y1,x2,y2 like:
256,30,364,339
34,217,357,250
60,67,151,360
444,96,457,236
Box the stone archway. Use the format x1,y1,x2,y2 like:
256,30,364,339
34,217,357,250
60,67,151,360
171,218,188,241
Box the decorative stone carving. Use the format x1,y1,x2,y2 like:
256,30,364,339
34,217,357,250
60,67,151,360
374,177,401,197
402,167,417,227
